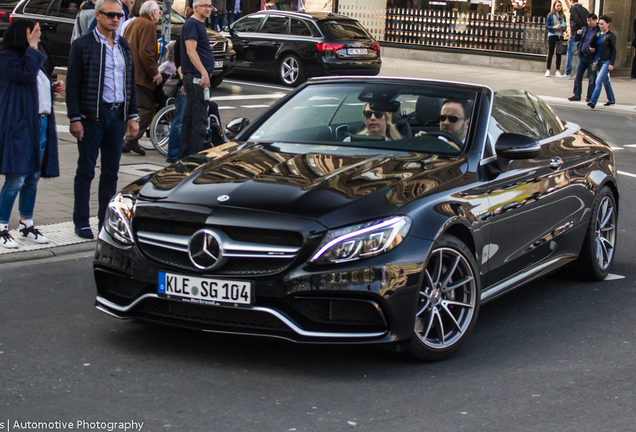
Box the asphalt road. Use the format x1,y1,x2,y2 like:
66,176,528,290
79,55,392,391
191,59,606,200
2,78,636,432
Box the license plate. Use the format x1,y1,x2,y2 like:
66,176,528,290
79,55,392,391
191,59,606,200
158,272,252,306
214,60,223,68
347,48,368,55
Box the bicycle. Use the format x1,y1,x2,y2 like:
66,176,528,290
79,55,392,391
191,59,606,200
149,100,226,157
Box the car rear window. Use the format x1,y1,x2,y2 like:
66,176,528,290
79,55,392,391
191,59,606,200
24,0,52,15
320,19,370,40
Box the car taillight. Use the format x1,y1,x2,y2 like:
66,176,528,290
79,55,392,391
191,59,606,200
316,43,344,51
371,42,380,51
9,13,13,23
0,12,5,18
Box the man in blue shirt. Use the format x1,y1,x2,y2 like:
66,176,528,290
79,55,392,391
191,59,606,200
568,13,600,102
180,0,216,158
66,0,139,239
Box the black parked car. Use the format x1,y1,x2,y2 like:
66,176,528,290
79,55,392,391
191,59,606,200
94,77,618,361
10,0,235,84
224,10,381,86
0,1,21,38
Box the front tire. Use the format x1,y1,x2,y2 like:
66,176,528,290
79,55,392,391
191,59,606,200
569,186,617,280
407,234,480,362
278,54,305,87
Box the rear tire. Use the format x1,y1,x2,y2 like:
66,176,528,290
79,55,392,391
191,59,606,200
149,105,175,157
568,186,617,281
407,234,480,362
278,54,305,87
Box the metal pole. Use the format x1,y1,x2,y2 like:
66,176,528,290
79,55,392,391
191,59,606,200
160,0,173,64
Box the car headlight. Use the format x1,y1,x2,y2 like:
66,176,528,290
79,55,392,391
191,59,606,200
227,39,233,50
104,193,135,245
310,216,411,264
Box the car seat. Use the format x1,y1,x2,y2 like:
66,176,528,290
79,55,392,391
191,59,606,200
410,96,443,135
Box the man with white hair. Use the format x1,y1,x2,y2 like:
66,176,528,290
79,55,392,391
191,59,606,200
122,0,163,155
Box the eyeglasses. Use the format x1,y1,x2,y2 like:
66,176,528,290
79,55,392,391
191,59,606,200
363,110,385,120
439,115,466,123
197,4,213,8
99,11,124,19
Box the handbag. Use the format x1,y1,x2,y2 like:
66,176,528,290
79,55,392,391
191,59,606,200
556,37,567,55
162,73,181,98
593,60,602,72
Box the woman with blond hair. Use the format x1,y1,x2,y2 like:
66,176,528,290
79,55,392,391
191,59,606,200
545,0,567,77
345,103,402,141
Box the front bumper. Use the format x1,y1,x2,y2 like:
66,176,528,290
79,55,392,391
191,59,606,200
93,224,430,345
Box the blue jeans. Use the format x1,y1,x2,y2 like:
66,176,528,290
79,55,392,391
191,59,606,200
209,13,226,31
573,55,597,100
226,11,241,25
73,104,125,227
0,117,47,224
167,89,186,161
589,60,616,106
566,36,578,76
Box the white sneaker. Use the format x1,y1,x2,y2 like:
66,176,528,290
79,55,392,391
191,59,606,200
0,229,19,249
19,224,50,244
561,74,571,79
555,71,563,78
545,70,551,77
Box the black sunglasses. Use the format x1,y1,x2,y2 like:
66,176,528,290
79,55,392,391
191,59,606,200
99,11,124,19
439,115,466,123
363,110,385,120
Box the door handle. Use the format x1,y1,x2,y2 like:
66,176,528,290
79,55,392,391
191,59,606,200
549,157,563,170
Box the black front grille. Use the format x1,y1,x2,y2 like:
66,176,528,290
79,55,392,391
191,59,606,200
135,298,292,331
138,243,294,275
134,217,302,275
211,41,226,53
287,298,387,328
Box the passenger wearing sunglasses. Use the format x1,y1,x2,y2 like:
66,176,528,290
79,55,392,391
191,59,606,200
67,0,140,239
416,99,471,148
344,103,402,141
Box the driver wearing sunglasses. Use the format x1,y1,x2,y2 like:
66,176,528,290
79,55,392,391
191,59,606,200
344,103,403,141
415,99,471,146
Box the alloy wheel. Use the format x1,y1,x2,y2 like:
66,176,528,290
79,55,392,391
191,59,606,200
415,247,477,349
280,57,299,85
595,196,616,271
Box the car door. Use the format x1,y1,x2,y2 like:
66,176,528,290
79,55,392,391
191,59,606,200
255,15,290,74
45,0,77,64
484,90,583,285
229,15,265,71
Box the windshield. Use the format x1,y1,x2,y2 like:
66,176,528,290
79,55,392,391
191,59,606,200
246,82,478,155
321,20,371,40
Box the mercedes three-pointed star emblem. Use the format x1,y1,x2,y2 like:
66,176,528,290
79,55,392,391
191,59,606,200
188,229,224,270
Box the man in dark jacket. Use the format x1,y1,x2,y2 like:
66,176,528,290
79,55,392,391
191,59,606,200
66,0,139,239
564,1,589,78
568,13,599,102
122,0,162,156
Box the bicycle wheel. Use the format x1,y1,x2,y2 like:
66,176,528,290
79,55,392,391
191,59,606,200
150,105,175,156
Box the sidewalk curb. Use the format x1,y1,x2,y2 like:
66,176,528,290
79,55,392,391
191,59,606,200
0,241,96,265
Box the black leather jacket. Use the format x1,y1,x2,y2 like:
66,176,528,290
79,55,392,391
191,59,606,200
590,31,617,66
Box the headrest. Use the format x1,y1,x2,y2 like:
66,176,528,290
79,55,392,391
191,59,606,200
415,96,442,124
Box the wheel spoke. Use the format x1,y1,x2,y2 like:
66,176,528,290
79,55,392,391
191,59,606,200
433,308,446,346
440,254,461,291
599,204,613,229
443,275,474,293
421,307,436,341
424,269,435,289
443,299,474,310
432,249,443,284
441,302,464,333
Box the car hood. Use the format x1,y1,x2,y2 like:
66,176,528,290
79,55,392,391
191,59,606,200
138,142,466,228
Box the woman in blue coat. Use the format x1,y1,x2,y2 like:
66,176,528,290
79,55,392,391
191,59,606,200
0,20,61,249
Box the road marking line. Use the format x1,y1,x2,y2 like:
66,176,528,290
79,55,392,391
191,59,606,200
241,104,271,109
604,273,625,281
57,125,69,133
212,93,286,101
610,146,623,150
618,170,636,178
538,95,636,113
623,144,636,148
224,79,291,91
218,106,236,110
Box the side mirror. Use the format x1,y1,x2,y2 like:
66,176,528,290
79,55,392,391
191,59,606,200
495,133,541,160
225,117,250,141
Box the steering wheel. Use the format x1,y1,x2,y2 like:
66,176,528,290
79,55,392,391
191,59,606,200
416,131,463,151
